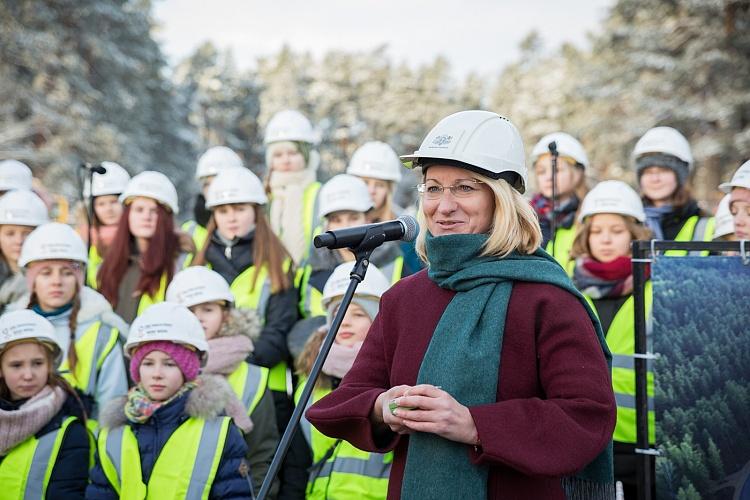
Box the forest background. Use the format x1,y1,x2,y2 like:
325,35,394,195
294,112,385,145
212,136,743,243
1,0,749,217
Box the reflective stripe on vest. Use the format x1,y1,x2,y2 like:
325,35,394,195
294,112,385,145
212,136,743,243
60,321,120,395
230,260,293,394
302,182,322,263
665,215,715,257
99,417,230,499
87,245,103,289
181,220,209,255
0,416,78,499
545,225,576,276
587,282,655,444
227,362,269,416
297,264,326,319
137,274,168,315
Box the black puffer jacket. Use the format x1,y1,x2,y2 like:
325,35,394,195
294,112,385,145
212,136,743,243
655,200,706,240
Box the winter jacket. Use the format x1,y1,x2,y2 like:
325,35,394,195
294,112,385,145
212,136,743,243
0,390,90,499
0,263,27,315
307,270,616,500
87,375,252,500
653,199,706,241
10,287,129,419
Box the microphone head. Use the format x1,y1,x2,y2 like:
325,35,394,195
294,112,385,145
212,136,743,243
397,214,419,242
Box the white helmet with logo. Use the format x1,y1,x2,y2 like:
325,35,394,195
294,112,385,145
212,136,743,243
0,309,62,368
119,171,179,214
196,147,244,180
124,302,208,363
166,267,234,308
531,132,589,169
0,160,33,191
18,222,88,267
318,174,373,219
401,110,528,193
713,194,734,240
205,167,267,208
719,159,750,193
321,262,390,310
579,180,646,223
346,141,403,182
632,126,693,168
264,110,317,145
0,190,49,227
84,161,131,197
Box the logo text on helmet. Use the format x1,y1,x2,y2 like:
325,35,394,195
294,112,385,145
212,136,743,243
431,135,453,147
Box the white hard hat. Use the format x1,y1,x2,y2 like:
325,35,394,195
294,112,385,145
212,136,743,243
196,146,244,180
579,180,646,223
632,126,693,168
0,160,33,191
205,167,268,208
0,190,49,227
119,171,179,214
346,141,403,182
84,161,131,197
166,267,234,308
124,302,208,363
719,159,750,193
321,262,390,310
531,132,589,169
0,309,63,368
401,110,528,193
264,110,317,145
19,222,88,267
318,174,373,219
713,194,734,240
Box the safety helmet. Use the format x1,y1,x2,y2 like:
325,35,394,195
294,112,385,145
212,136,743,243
318,174,373,219
578,180,646,223
195,146,244,180
84,161,131,198
346,141,403,182
530,132,589,169
18,222,88,267
719,159,750,193
0,160,33,191
205,167,268,208
632,127,693,169
166,267,234,308
321,262,390,310
0,190,49,227
264,110,317,145
119,171,179,214
0,309,63,368
713,194,734,240
401,110,528,193
124,302,208,363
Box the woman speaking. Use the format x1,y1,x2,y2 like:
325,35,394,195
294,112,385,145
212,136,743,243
306,110,616,499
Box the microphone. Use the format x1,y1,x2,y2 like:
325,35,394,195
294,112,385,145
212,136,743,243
80,162,107,175
314,215,419,250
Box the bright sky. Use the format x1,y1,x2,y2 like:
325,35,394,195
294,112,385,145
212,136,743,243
152,0,614,77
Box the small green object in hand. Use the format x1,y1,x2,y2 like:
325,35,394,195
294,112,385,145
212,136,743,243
389,400,416,414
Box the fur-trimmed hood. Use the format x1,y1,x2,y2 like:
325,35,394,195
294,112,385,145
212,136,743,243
99,374,251,432
216,307,262,342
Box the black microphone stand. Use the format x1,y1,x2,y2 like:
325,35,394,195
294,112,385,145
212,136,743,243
78,163,97,255
255,228,387,500
548,141,559,257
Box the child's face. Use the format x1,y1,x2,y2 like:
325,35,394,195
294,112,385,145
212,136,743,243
139,350,185,401
189,302,227,340
334,303,372,347
0,341,50,401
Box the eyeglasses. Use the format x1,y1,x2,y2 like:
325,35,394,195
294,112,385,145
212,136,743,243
416,179,485,200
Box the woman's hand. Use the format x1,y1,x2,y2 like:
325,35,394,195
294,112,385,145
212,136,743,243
393,384,479,445
372,385,414,435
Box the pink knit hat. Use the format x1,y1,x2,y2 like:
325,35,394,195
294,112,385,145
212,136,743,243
129,340,201,383
25,260,85,293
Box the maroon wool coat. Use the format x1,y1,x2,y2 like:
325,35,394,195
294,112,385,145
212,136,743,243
307,269,616,499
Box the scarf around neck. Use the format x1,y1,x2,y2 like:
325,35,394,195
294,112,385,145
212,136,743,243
573,256,634,299
0,385,66,455
531,194,579,247
268,168,317,264
203,335,254,376
400,232,613,500
124,382,196,424
644,204,673,240
321,340,363,379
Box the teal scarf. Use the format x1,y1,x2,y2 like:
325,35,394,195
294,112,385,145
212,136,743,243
400,233,613,499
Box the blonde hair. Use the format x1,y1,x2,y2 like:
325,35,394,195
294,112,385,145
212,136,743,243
570,214,652,259
415,171,542,263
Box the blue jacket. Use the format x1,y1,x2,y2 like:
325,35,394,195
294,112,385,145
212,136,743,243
0,388,90,499
86,375,252,499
